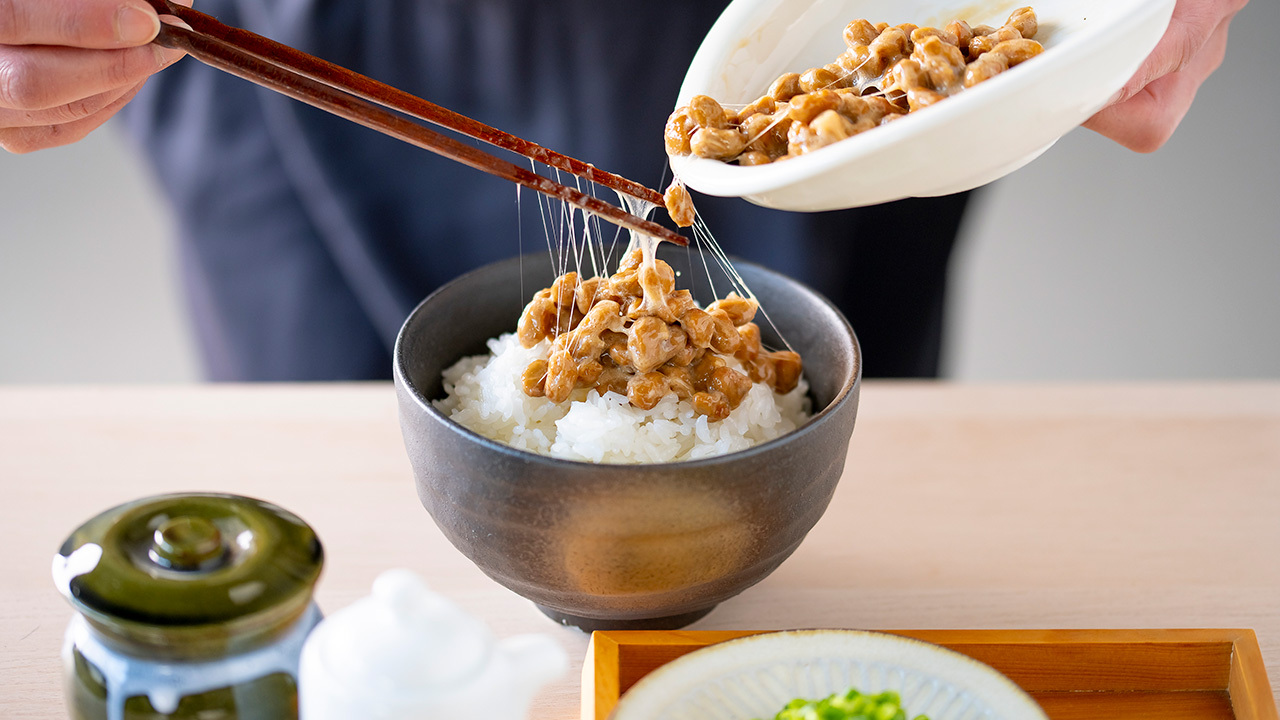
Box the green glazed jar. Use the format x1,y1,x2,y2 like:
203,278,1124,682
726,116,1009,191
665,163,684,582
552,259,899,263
53,494,324,720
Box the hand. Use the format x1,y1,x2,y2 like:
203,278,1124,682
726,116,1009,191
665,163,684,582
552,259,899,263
0,0,188,153
1083,0,1249,153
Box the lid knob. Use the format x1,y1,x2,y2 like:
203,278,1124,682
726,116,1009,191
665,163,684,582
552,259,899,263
55,494,324,650
150,516,226,570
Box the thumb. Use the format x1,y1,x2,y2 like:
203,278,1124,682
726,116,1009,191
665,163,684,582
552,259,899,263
0,0,164,49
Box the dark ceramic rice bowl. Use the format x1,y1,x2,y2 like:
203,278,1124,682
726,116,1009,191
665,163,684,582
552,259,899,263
394,250,860,630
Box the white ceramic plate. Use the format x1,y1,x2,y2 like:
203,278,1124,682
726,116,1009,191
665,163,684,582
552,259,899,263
669,0,1175,210
609,630,1048,720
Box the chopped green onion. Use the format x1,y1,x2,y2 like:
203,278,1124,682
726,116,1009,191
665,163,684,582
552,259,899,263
759,688,928,720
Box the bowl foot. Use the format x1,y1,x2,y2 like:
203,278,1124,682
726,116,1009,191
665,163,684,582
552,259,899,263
535,604,715,632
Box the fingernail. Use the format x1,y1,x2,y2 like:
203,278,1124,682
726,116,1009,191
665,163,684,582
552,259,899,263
153,44,183,68
116,5,160,45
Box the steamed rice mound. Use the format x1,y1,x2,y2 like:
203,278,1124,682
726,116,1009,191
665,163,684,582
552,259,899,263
435,333,811,464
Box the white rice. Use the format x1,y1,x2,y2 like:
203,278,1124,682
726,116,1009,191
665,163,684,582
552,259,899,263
434,333,811,464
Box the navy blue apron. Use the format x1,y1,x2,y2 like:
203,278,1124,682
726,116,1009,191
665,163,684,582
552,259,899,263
121,0,968,380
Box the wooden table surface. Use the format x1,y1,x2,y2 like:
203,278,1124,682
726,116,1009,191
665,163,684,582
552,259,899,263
1,383,1277,717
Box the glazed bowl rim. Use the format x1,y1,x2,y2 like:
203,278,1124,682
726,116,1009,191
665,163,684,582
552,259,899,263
611,628,1049,719
393,254,861,474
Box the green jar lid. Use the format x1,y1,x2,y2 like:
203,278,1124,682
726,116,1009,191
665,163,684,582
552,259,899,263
54,493,323,655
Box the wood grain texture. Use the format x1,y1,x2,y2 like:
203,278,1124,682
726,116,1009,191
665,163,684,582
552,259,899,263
1033,691,1233,719
585,629,1276,720
1234,629,1279,719
1,383,1277,719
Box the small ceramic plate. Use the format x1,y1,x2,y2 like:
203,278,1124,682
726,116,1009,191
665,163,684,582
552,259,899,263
669,0,1175,211
609,630,1048,720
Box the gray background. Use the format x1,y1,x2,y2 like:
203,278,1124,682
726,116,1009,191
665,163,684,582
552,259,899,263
1,0,1276,383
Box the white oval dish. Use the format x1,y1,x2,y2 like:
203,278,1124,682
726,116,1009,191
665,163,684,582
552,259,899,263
609,630,1048,720
669,0,1175,211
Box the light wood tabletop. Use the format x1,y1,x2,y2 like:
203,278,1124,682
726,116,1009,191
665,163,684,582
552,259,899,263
1,383,1277,717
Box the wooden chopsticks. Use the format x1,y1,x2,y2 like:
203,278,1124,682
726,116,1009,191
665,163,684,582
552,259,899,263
142,0,687,247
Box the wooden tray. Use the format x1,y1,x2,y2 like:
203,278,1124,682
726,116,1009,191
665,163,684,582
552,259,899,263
583,629,1277,720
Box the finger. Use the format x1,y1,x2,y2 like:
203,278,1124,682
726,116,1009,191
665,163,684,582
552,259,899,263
0,78,143,152
1107,0,1243,107
0,42,180,111
0,83,133,127
0,0,163,49
1083,16,1230,152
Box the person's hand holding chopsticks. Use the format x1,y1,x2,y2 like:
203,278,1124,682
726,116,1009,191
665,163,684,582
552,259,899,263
0,0,188,153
